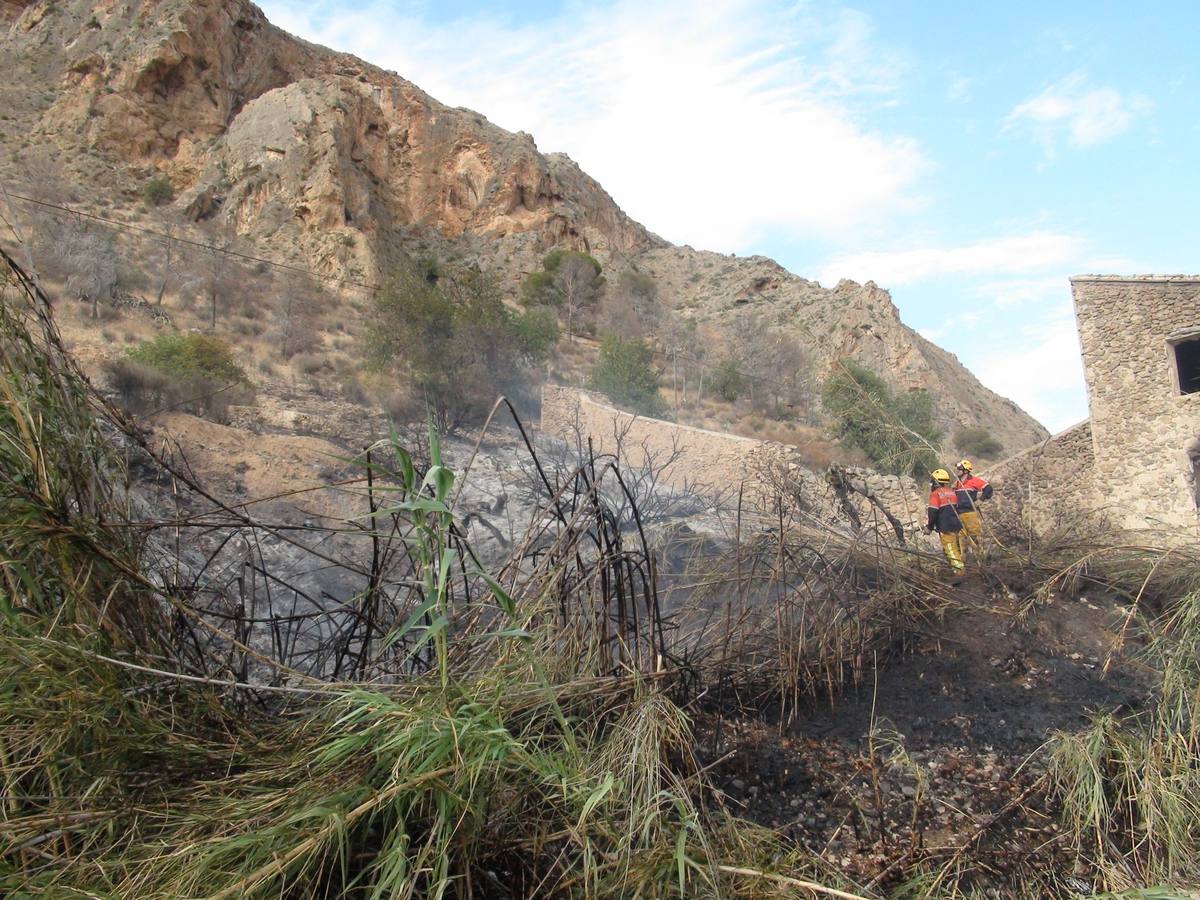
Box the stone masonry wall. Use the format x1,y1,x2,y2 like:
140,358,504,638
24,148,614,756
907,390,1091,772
1072,277,1200,533
540,385,927,533
987,420,1095,534
541,385,764,498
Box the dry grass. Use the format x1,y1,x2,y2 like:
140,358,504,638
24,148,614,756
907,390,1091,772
7,245,1200,897
0,253,864,898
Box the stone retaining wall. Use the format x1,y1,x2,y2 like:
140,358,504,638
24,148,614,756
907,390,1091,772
540,385,926,532
986,420,1096,534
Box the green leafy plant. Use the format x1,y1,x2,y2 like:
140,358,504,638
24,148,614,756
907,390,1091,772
821,359,941,478
1049,585,1200,890
142,175,174,206
712,357,746,402
126,332,247,383
590,333,663,415
108,331,251,420
510,304,559,360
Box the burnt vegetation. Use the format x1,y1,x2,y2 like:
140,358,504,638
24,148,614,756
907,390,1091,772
0,172,1188,899
3,243,1200,898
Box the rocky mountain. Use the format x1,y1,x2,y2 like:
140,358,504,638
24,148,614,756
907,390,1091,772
0,0,1048,451
636,247,1047,448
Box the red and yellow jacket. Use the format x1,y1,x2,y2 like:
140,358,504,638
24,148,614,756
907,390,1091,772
927,486,962,533
953,474,993,512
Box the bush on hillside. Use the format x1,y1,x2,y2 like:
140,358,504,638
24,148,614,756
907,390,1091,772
107,332,251,421
511,305,560,360
590,333,663,416
366,261,556,431
520,250,604,338
142,175,174,207
711,357,747,402
821,359,941,479
954,426,1004,460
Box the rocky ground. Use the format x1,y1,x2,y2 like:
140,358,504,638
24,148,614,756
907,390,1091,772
698,577,1147,893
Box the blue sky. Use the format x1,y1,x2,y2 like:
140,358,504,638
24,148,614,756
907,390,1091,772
260,0,1200,432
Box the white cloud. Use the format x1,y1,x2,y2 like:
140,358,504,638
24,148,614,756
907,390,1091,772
972,305,1087,432
1006,72,1152,152
975,276,1065,309
821,241,1095,428
947,75,971,103
259,0,928,252
818,232,1088,287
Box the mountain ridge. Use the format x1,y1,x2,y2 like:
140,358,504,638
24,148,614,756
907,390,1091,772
0,0,1049,450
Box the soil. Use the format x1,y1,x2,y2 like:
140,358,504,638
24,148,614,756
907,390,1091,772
698,575,1151,893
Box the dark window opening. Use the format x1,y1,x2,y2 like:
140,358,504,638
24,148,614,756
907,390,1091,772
1174,338,1200,394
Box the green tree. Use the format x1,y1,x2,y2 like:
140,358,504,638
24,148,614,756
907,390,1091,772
511,306,560,360
366,262,454,373
711,357,746,402
590,334,663,415
954,426,1004,460
519,270,555,307
821,360,942,478
520,250,604,340
368,260,556,431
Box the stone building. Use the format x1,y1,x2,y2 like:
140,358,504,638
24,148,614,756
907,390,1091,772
992,276,1200,536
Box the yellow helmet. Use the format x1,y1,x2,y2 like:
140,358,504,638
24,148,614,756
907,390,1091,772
957,459,974,472
931,469,951,484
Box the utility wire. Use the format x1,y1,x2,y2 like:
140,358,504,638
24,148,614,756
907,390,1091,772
1,189,846,396
3,190,380,294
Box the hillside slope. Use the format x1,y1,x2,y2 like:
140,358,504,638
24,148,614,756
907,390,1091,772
0,0,1048,450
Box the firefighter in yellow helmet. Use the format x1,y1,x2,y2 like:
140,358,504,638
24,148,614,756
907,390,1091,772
924,468,965,573
953,459,993,562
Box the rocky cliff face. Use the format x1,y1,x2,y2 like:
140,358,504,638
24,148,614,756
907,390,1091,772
636,247,1048,450
0,0,1048,451
2,0,657,277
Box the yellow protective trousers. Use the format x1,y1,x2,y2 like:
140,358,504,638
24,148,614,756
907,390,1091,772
939,531,965,573
958,510,985,561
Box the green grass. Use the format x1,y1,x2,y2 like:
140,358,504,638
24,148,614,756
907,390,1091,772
10,247,1200,896
1048,587,1200,891
0,260,857,897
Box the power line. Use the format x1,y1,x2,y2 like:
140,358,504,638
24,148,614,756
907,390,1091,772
2,190,380,294
1,189,828,396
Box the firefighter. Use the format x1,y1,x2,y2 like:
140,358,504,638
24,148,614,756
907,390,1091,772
953,459,993,561
924,468,964,573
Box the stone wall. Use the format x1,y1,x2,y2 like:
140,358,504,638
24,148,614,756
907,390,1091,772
1072,277,1200,533
542,384,766,498
540,385,927,533
987,420,1096,534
